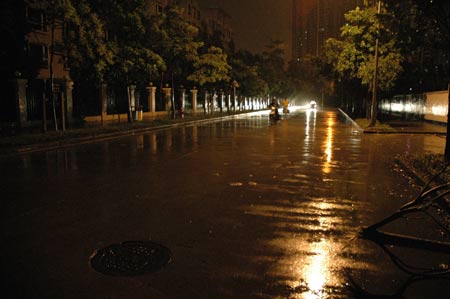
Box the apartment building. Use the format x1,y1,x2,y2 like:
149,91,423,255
146,0,168,15
147,0,231,41
1,0,73,131
202,7,233,47
292,0,363,61
147,0,202,26
179,0,202,27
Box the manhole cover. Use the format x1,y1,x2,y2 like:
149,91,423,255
90,241,172,276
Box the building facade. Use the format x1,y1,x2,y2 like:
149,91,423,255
146,0,168,15
292,0,363,61
202,7,233,46
1,0,73,132
147,0,202,25
179,0,202,27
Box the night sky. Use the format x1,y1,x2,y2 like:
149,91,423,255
198,0,292,60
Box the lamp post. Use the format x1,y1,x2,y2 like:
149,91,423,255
370,0,381,127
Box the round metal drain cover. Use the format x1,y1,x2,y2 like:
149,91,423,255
90,241,172,276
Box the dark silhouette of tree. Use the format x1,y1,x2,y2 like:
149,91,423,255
229,50,269,98
260,40,292,98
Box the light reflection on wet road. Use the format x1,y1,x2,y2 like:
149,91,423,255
1,109,448,298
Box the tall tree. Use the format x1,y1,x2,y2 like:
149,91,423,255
187,46,230,87
66,0,113,84
65,0,114,118
152,2,202,85
260,40,291,98
230,50,269,98
325,1,403,122
90,0,165,122
148,2,202,117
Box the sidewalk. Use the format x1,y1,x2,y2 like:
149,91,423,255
383,120,447,134
363,119,447,134
0,111,260,158
338,108,448,134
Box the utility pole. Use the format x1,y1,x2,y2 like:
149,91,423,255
445,83,450,161
316,0,320,56
370,0,381,127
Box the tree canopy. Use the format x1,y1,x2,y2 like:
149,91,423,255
230,50,269,98
188,46,230,87
260,40,293,98
325,3,403,93
66,0,114,83
150,2,203,86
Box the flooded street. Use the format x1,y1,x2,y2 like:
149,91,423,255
1,109,449,298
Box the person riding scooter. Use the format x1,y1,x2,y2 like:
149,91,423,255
282,98,289,115
269,97,280,121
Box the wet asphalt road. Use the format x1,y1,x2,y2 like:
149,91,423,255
1,108,449,298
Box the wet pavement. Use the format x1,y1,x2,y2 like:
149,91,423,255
1,108,449,298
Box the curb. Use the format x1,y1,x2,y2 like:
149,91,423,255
0,112,256,158
364,129,446,135
338,108,364,132
338,108,447,135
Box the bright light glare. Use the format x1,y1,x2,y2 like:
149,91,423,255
304,240,327,298
431,105,448,116
322,114,334,174
390,103,404,112
301,201,334,298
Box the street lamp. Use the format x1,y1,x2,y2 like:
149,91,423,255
370,0,381,127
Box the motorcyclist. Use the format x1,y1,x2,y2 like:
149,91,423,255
269,97,279,109
269,97,280,120
282,98,289,114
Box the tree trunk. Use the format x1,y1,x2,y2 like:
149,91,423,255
171,72,175,119
127,85,133,123
42,89,47,133
369,33,380,126
61,91,65,131
369,1,381,127
50,23,58,131
445,83,450,161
